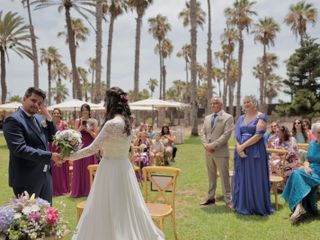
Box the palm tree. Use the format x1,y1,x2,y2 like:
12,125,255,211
284,1,318,43
225,0,256,119
146,78,158,97
176,44,192,83
205,0,213,114
58,18,89,98
0,11,32,103
215,45,228,108
179,0,206,29
148,14,171,99
51,60,69,103
155,38,173,99
87,57,96,101
265,73,282,104
34,0,95,100
189,0,199,136
213,67,224,98
95,0,103,103
52,81,69,104
106,0,124,89
252,17,279,109
40,47,62,105
78,66,89,101
22,0,39,87
127,0,153,100
228,59,239,116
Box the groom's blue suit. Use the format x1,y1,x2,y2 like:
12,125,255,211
3,108,56,203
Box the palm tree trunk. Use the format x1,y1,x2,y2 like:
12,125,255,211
0,49,7,103
26,0,39,88
162,63,166,100
95,0,103,103
159,40,163,99
236,29,243,120
206,0,213,115
91,70,95,101
47,62,52,106
65,7,82,100
185,57,189,83
222,61,227,110
260,44,266,111
190,0,198,136
229,84,235,117
133,9,144,101
106,14,115,90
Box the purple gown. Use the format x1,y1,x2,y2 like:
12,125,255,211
49,121,70,196
232,114,274,215
71,119,97,198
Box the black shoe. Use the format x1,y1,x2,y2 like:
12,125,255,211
200,198,215,206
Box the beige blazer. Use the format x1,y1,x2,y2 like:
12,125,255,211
201,111,234,157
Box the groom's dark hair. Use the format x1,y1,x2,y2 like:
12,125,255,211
24,87,46,100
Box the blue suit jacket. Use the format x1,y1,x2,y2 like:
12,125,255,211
3,108,56,188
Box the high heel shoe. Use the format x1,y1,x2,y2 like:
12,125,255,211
289,208,306,223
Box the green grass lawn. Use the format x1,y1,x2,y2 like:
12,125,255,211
0,132,319,240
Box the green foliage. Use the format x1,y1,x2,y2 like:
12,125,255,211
9,96,22,102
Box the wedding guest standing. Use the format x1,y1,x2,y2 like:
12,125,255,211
282,123,320,223
72,104,99,198
233,95,274,215
49,108,70,196
200,96,233,208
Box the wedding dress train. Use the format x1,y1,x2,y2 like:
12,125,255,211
68,116,164,240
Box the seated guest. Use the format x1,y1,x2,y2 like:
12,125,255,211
282,123,320,223
292,119,308,144
160,125,176,165
264,121,279,148
150,133,164,165
147,125,155,139
270,126,300,179
302,118,314,142
133,131,151,169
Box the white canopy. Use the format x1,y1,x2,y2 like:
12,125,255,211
130,98,185,108
0,101,22,111
48,99,103,111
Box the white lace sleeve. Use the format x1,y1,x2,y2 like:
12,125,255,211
67,119,113,161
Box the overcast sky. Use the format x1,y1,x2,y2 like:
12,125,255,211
1,0,319,103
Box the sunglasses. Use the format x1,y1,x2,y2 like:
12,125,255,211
271,125,277,128
295,122,301,125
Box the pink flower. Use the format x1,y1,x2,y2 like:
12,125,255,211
45,207,59,225
28,211,40,222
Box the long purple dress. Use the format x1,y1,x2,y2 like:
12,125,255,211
49,121,70,196
232,113,274,215
71,119,97,198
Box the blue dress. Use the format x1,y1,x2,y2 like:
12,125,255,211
232,114,274,215
282,140,320,213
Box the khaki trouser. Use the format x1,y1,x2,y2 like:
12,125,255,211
205,152,231,204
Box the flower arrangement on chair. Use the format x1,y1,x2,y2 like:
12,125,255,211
0,192,68,240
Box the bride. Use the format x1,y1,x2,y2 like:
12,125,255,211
65,87,164,240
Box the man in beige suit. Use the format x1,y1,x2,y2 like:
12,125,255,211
200,96,233,208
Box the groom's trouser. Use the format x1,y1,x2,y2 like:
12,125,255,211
13,171,53,205
205,152,231,204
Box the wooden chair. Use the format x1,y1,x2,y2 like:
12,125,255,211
267,148,289,210
76,164,99,222
143,166,181,240
297,143,309,151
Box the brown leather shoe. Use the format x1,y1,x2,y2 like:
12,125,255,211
225,202,233,210
200,198,215,206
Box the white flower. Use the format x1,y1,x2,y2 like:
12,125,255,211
22,205,40,215
14,213,22,219
140,143,147,149
162,138,168,144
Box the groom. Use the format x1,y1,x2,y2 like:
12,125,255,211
200,96,234,208
3,87,63,204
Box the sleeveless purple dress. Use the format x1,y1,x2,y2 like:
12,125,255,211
71,119,97,198
232,114,274,215
49,121,70,196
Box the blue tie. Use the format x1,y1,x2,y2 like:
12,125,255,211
211,113,218,128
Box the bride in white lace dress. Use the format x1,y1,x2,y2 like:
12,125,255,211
65,87,164,240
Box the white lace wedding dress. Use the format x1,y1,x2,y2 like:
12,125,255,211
68,116,165,240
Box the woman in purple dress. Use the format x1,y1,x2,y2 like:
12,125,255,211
49,108,70,196
232,95,274,215
71,104,99,198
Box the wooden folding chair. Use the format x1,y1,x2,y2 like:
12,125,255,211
267,148,289,210
76,164,99,222
143,166,181,240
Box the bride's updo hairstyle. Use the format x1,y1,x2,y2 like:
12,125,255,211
103,87,132,136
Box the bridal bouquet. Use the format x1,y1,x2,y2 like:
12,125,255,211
0,192,68,240
53,129,82,157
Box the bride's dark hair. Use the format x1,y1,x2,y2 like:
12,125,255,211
103,87,132,136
